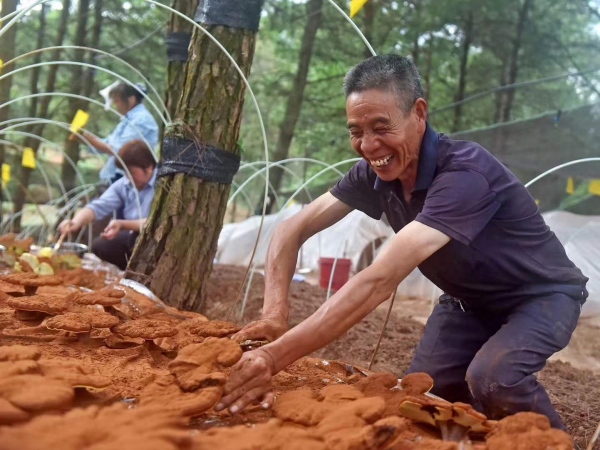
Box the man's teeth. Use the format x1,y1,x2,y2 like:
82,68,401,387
371,155,392,167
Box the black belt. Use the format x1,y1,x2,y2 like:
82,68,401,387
439,294,468,311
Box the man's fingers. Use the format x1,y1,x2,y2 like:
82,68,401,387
227,386,272,414
260,391,275,409
231,325,268,343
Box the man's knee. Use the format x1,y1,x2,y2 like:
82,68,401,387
465,354,522,413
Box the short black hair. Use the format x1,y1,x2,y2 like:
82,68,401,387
109,82,147,104
115,140,156,170
343,55,424,113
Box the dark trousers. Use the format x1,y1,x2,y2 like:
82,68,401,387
406,292,582,429
91,231,138,270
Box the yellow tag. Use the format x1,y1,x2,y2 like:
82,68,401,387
0,59,3,70
22,148,36,169
589,179,600,196
350,0,369,18
70,109,90,133
566,177,574,194
1,164,10,186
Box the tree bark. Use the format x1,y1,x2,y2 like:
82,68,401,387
452,12,474,132
31,0,71,128
424,32,434,102
127,21,260,312
61,0,91,193
262,0,322,213
362,0,376,60
81,0,104,100
165,0,200,119
11,4,49,232
0,0,19,224
410,0,423,66
500,0,533,122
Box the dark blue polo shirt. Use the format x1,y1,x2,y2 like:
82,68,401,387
330,124,588,304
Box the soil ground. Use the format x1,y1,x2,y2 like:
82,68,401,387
205,264,600,449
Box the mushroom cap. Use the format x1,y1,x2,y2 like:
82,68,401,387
71,292,122,307
452,402,493,433
400,372,434,395
0,345,41,362
113,319,178,339
89,312,120,329
185,319,240,337
39,361,111,391
45,314,90,333
0,360,39,378
0,403,191,449
7,295,70,314
141,374,224,417
97,286,126,299
0,397,30,424
168,337,243,391
0,273,63,287
104,333,146,349
0,374,74,412
398,396,454,426
45,312,120,333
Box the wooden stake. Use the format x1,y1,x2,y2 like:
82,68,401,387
586,420,600,450
368,285,400,370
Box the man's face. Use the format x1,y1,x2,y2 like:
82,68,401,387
111,95,136,116
346,88,427,182
126,166,153,190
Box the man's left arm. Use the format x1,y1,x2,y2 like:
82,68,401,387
217,221,450,413
267,221,450,370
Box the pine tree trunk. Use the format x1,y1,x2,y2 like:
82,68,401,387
500,0,533,122
127,22,260,312
451,12,473,133
362,0,376,60
81,0,104,100
12,4,49,232
0,0,20,224
260,0,322,214
61,0,91,193
165,0,200,119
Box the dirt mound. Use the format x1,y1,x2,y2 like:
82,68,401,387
0,261,596,449
205,264,600,449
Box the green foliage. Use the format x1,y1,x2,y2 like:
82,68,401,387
5,0,600,212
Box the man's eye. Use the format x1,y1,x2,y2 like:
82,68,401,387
349,131,362,138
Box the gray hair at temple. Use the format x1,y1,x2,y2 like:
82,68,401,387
343,54,424,114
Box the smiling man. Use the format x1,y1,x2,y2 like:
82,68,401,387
218,55,588,430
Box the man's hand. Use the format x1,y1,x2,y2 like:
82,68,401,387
58,219,78,235
231,317,288,343
101,220,121,240
214,348,276,414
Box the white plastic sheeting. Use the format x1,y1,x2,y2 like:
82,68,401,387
217,204,393,273
542,211,600,318
216,207,600,317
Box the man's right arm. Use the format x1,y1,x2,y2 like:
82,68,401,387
233,193,353,342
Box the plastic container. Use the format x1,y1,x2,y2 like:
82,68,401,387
319,257,352,291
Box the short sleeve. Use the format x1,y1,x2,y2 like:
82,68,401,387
415,169,500,245
330,160,383,220
87,178,126,221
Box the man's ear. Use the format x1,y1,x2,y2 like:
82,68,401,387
414,98,428,124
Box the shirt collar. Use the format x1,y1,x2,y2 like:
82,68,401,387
124,103,144,120
124,168,157,189
373,123,439,193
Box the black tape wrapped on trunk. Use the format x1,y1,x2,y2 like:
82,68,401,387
158,136,240,184
166,32,192,62
194,0,264,31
